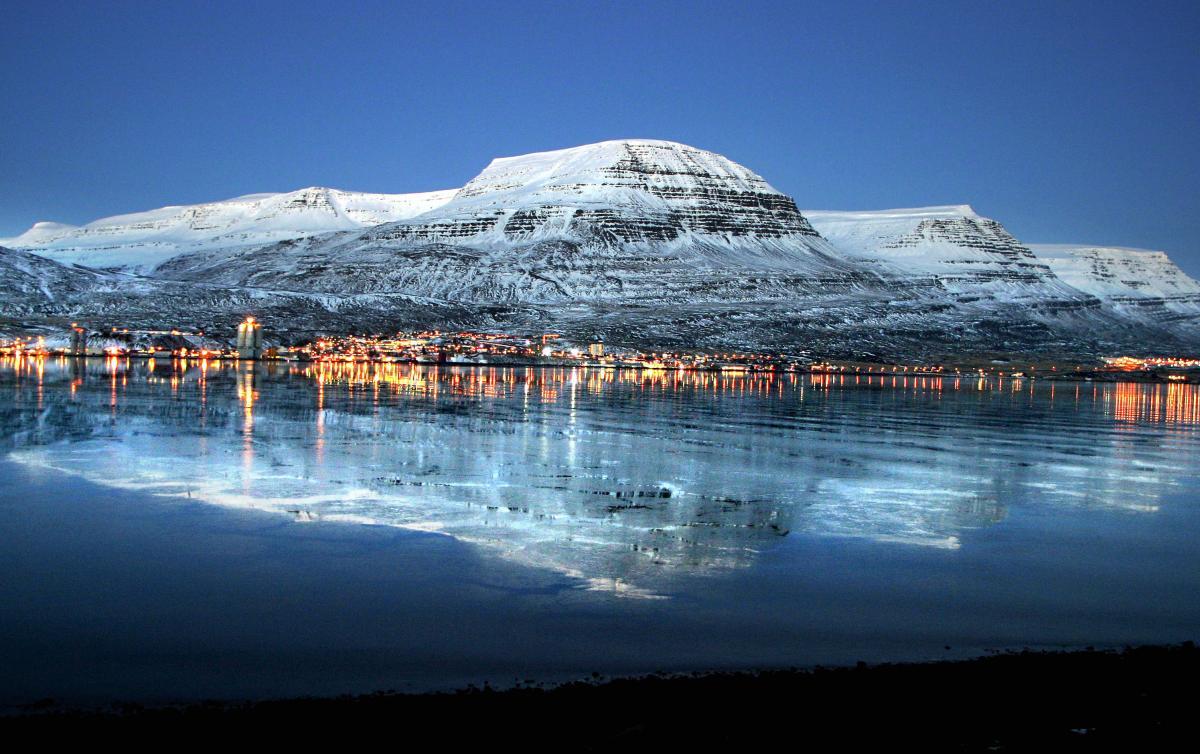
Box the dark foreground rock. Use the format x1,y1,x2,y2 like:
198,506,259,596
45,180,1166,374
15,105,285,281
4,643,1196,751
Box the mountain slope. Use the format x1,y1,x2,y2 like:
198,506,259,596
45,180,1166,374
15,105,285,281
1,187,458,273
1030,244,1200,325
0,245,111,315
0,244,488,344
803,206,1083,299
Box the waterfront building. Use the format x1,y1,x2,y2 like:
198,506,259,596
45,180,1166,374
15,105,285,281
236,317,264,360
69,324,87,356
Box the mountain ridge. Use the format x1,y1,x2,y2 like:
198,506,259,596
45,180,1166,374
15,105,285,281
1,186,459,273
3,139,1197,359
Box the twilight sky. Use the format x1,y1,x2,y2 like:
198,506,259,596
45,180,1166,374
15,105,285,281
2,0,1198,273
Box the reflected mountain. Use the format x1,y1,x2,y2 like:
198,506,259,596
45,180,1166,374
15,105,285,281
3,356,1198,596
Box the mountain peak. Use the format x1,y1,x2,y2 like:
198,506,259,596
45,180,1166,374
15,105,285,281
457,139,781,204
363,139,824,250
2,220,79,247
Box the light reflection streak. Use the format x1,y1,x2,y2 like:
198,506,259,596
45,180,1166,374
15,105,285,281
8,356,1197,431
2,356,1198,596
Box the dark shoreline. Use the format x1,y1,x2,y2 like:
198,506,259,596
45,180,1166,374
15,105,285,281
5,643,1195,750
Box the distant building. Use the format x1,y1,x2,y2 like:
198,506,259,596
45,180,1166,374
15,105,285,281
236,317,264,360
588,342,604,357
1102,356,1143,371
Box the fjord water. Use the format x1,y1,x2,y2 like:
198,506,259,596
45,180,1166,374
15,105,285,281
2,357,1198,703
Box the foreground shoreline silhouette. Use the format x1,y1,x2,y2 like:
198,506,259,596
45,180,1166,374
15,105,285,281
6,643,1194,751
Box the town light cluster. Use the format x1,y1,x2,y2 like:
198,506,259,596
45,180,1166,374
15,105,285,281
1,319,1198,382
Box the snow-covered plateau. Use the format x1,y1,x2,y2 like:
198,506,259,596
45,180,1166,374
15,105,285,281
1030,244,1200,325
1,187,457,273
3,139,1197,359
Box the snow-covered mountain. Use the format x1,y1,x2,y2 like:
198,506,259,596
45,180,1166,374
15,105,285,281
1030,244,1200,325
377,139,827,256
152,139,867,304
802,206,1200,347
0,187,457,273
804,205,1074,293
4,139,1199,358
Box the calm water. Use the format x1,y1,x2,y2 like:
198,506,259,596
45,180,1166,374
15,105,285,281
2,356,1199,702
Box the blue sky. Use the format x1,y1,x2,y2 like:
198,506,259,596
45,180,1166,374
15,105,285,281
2,0,1198,273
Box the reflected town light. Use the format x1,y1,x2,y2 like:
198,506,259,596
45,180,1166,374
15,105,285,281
2,355,1197,595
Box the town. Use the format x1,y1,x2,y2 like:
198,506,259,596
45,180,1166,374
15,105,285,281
1,317,1198,382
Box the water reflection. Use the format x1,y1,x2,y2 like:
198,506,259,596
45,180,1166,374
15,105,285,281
3,355,1198,596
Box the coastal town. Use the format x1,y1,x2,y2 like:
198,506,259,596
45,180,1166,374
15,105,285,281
1,317,1198,382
